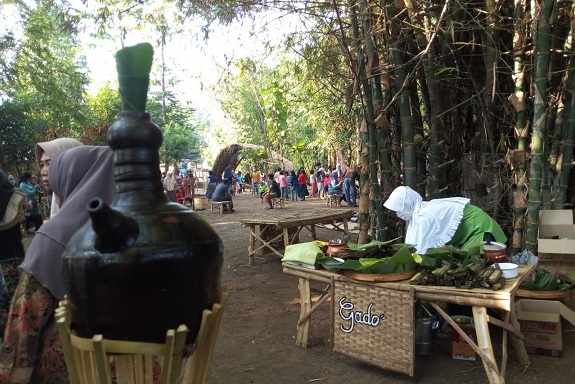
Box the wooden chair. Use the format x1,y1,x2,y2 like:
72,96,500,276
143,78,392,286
56,300,223,384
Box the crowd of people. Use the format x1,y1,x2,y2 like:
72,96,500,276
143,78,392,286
161,166,196,204
248,165,360,207
203,163,360,212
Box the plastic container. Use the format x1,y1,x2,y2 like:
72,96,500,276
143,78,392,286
497,263,519,279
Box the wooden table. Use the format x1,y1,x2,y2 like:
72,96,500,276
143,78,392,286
240,209,353,265
283,263,535,384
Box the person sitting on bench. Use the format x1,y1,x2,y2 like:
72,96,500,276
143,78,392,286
212,182,234,212
263,173,281,209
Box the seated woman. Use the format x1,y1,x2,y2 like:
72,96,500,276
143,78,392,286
383,186,507,254
212,182,234,212
263,174,281,209
0,146,114,383
205,171,220,200
327,169,344,204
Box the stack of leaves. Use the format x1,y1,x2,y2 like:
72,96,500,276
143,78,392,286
520,269,573,291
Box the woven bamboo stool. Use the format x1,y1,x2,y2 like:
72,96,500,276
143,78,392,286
56,300,223,384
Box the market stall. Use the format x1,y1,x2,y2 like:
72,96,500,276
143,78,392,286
240,209,353,265
281,240,534,384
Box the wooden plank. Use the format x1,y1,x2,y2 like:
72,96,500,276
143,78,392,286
93,335,112,384
282,265,333,284
239,209,353,226
473,306,503,384
296,278,311,349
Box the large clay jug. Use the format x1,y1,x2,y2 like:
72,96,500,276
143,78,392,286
64,43,223,343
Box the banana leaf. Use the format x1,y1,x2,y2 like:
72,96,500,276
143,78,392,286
320,245,416,274
521,269,574,291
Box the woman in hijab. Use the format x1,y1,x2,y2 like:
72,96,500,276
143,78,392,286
0,146,114,384
383,186,506,255
35,138,83,218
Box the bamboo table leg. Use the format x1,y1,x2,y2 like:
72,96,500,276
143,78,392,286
509,304,530,368
296,278,311,349
343,219,349,233
310,224,317,240
283,228,290,249
473,306,503,384
248,225,260,265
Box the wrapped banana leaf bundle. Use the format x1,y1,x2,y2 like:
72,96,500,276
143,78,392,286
410,261,504,290
410,241,505,290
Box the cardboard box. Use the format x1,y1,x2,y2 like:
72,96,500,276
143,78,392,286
538,210,575,273
516,299,575,356
451,324,476,361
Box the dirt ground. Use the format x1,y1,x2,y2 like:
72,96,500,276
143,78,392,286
196,194,575,384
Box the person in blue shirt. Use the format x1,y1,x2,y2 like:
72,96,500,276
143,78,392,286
19,173,42,232
212,182,234,212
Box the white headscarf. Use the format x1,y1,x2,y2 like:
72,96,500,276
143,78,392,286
383,186,423,222
384,186,470,254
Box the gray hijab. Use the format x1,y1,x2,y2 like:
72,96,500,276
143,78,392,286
20,146,114,299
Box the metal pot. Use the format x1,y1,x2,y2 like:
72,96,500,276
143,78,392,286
483,241,508,263
327,242,348,257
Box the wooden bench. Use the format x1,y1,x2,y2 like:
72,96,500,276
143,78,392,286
326,194,341,208
211,201,232,215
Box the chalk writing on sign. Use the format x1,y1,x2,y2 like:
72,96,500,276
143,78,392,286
338,296,386,333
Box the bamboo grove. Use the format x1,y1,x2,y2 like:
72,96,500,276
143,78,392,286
179,0,575,250
320,0,575,249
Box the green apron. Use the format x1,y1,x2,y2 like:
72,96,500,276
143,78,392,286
448,204,507,251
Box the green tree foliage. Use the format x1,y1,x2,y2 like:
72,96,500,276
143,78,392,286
220,50,355,170
1,1,89,136
0,100,42,170
147,94,204,164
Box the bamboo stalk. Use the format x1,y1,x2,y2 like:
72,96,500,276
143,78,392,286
555,7,575,208
359,0,386,240
526,0,556,252
510,0,529,252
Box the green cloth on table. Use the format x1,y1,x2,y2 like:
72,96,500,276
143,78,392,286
282,241,325,266
447,204,507,251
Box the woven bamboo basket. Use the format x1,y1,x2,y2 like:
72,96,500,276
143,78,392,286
333,280,415,377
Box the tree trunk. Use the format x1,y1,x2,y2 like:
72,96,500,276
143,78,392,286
526,0,555,252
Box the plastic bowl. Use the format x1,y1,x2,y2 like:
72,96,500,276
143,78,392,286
497,263,519,279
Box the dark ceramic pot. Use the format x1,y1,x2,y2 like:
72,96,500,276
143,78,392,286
63,111,223,343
